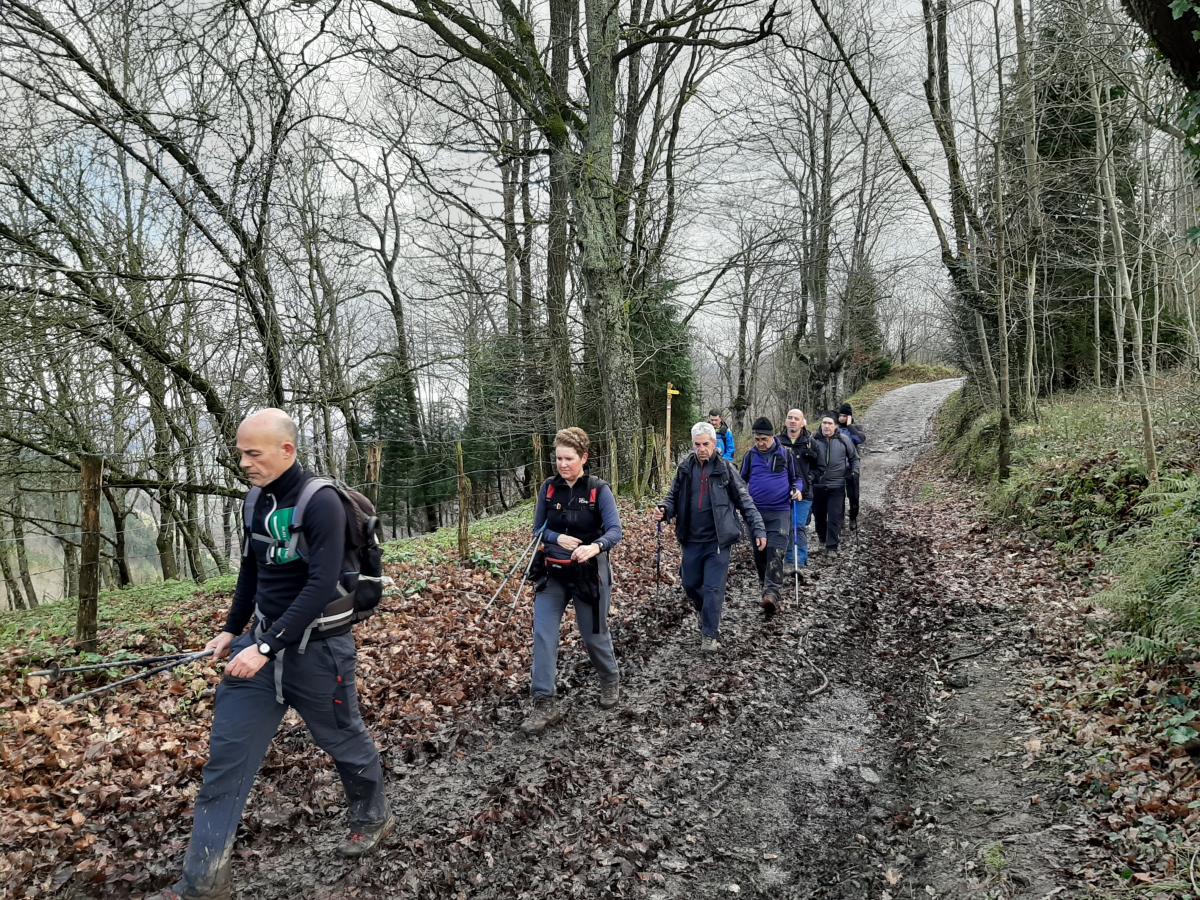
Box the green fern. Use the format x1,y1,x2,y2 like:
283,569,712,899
1101,475,1200,663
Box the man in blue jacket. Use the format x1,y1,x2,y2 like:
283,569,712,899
658,422,765,652
741,417,803,617
163,409,390,900
708,408,736,461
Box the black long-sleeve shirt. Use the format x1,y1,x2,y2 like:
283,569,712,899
223,462,346,653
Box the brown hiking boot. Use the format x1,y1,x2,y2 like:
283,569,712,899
337,814,396,858
520,698,564,735
761,592,779,620
599,682,620,709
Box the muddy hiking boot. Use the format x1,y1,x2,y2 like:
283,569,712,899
598,681,620,709
337,814,397,858
761,590,780,620
700,636,721,654
520,698,565,735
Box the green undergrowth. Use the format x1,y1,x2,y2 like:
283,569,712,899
844,362,961,415
1,576,239,663
936,376,1200,663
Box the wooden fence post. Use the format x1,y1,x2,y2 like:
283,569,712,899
633,424,643,504
76,455,102,651
609,432,619,495
365,442,383,507
456,441,470,560
533,432,545,487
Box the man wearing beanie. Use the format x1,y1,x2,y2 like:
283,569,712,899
836,403,867,528
657,422,766,652
740,417,804,617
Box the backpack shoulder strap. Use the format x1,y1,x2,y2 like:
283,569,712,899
286,476,337,558
243,486,261,530
840,433,856,457
739,452,751,482
242,486,262,556
541,476,557,501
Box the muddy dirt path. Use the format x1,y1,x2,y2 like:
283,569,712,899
204,377,1090,900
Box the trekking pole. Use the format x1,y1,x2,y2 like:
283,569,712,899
483,525,545,613
58,649,215,706
655,519,664,604
792,500,800,604
500,537,545,629
31,651,198,681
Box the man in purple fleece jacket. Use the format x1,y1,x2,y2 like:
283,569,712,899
740,417,804,618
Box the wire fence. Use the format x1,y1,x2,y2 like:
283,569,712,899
0,423,678,613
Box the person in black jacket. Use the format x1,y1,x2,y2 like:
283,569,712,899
837,402,867,527
811,415,860,559
164,410,390,900
657,421,766,652
521,427,623,736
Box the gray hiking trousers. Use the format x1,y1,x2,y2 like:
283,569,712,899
179,632,387,893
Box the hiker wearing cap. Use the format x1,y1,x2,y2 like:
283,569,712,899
777,409,816,571
708,408,736,461
811,414,860,560
165,409,390,900
740,417,803,618
520,427,623,736
656,422,766,652
837,403,867,528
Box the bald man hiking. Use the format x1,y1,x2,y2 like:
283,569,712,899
160,409,392,900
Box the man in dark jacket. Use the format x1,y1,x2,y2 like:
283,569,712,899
837,402,866,527
658,421,766,652
741,417,803,617
811,415,860,559
777,408,815,571
165,409,390,900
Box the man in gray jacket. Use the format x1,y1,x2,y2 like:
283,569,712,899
657,422,766,652
811,415,860,559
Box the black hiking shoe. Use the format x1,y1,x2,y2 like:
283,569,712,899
761,591,779,620
520,698,564,735
599,682,620,709
337,814,397,858
825,548,839,562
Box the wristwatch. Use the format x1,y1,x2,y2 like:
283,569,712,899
256,640,273,657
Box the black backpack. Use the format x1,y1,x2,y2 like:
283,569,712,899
243,477,386,636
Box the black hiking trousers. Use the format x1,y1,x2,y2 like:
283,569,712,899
847,473,861,523
813,484,846,551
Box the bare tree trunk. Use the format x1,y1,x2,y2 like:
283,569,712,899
103,487,132,587
547,0,577,428
11,491,39,607
1093,68,1158,481
0,513,25,609
1095,172,1105,388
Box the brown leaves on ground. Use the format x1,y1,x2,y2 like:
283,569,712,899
894,453,1200,893
0,500,678,897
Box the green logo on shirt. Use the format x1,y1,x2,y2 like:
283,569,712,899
266,506,301,564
